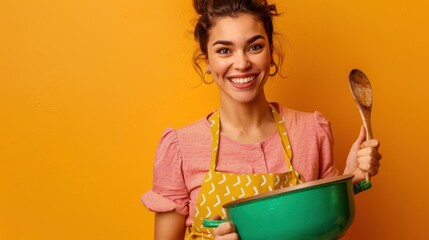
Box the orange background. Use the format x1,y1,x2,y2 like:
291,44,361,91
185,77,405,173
1,0,428,239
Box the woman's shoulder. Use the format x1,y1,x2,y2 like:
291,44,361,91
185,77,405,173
274,102,329,125
176,113,211,135
160,112,212,147
273,102,331,139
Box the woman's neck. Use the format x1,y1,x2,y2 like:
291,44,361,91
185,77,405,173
218,95,276,144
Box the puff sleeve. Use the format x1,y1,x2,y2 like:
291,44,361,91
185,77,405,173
314,111,340,179
141,128,189,215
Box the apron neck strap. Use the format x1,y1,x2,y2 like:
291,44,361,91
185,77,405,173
209,110,221,172
269,104,293,165
209,103,293,171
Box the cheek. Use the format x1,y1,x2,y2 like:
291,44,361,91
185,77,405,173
209,60,230,75
254,51,272,69
257,57,271,71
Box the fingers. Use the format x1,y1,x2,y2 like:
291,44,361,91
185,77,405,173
356,140,382,177
361,138,380,149
214,222,239,240
357,144,382,159
357,159,380,177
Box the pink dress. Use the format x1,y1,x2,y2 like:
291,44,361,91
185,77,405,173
141,103,339,227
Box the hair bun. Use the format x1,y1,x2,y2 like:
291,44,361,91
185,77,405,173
193,0,210,15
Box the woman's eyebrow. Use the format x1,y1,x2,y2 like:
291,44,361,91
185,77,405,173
212,40,233,46
212,35,266,46
246,35,265,44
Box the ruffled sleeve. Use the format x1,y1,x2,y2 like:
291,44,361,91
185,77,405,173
141,128,189,215
314,112,340,178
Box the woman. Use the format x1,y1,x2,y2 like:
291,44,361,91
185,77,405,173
142,0,382,239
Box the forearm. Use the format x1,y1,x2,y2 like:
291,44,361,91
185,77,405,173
155,211,187,240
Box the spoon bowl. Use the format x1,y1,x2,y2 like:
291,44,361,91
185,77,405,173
349,69,373,139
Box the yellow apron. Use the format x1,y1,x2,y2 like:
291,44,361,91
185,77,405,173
186,104,305,239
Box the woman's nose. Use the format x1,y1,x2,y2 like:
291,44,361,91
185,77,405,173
234,52,251,70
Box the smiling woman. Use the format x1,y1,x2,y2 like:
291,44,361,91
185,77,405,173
140,0,382,239
2,0,429,239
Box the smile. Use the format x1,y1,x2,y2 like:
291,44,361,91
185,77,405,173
229,76,256,84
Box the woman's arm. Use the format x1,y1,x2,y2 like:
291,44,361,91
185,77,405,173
155,211,186,240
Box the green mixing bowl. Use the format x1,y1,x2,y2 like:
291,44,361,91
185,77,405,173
204,174,364,240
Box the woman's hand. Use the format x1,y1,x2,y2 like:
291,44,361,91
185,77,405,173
343,126,382,184
213,215,239,240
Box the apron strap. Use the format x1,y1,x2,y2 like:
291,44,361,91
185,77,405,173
269,104,293,170
209,103,294,171
209,110,220,172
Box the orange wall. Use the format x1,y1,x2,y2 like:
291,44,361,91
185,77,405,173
1,0,428,239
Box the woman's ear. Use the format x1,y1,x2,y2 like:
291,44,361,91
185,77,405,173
205,57,211,74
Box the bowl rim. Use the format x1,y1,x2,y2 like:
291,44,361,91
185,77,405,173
224,174,355,207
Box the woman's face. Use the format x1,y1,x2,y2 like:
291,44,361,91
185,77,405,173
206,14,272,104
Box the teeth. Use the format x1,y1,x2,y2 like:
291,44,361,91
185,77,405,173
230,76,255,84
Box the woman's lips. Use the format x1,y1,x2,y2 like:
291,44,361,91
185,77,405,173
228,75,257,89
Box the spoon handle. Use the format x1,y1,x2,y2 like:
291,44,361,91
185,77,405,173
359,108,373,181
361,109,373,140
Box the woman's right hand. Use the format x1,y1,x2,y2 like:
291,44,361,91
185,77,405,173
212,215,239,240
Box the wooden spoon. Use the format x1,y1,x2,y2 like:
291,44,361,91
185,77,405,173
348,69,373,184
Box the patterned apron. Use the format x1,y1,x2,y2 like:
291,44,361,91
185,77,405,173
185,104,305,239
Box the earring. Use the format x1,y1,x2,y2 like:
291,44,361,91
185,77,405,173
269,62,278,77
202,70,213,84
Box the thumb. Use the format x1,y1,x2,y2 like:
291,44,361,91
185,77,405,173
213,215,222,220
354,125,366,147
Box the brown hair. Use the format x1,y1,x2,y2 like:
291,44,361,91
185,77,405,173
192,0,283,79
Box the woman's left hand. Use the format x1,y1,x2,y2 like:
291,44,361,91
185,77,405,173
343,126,382,184
212,215,239,240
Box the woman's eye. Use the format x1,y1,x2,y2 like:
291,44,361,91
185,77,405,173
217,48,231,55
249,44,263,53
